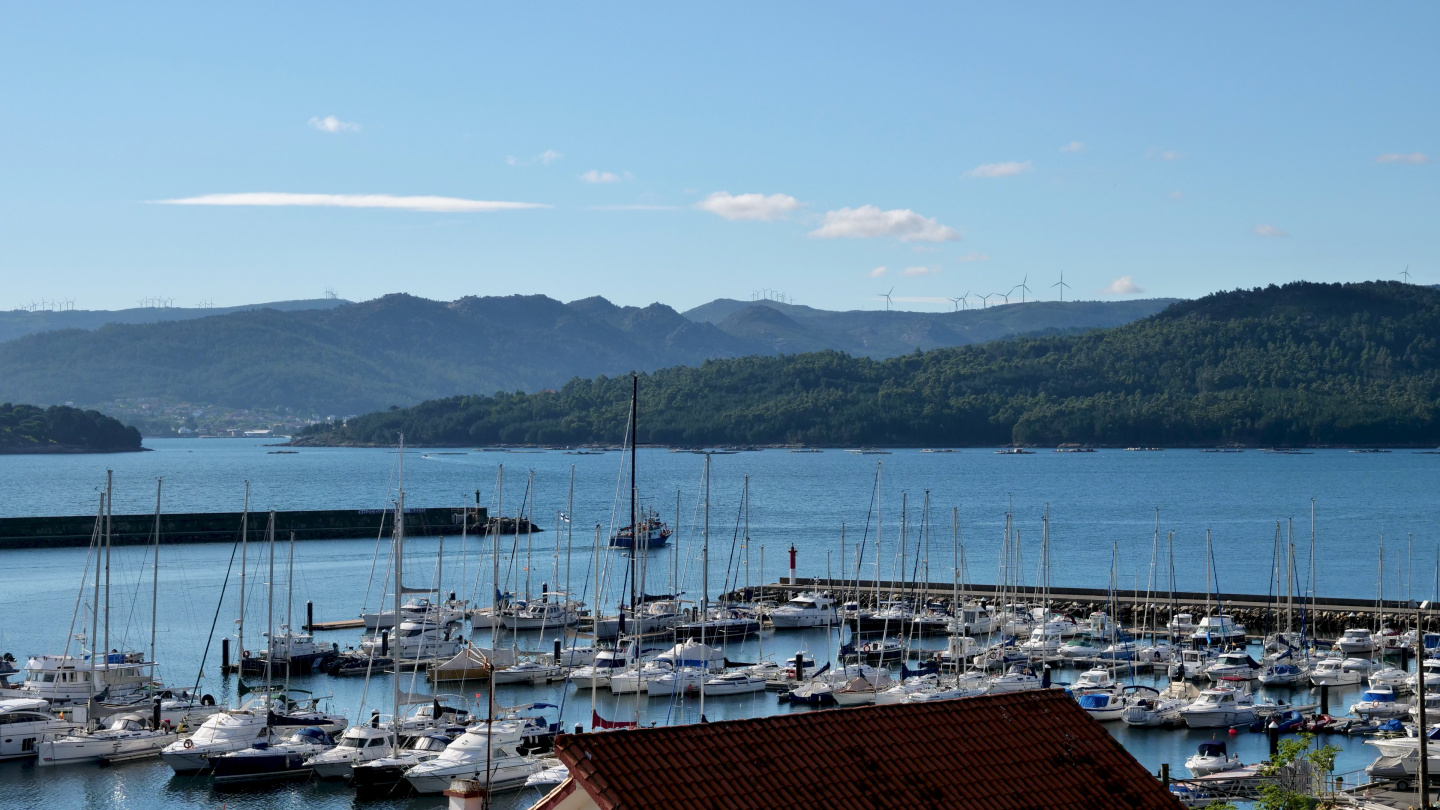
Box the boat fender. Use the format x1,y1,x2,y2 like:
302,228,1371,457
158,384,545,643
242,650,250,659
183,739,194,749
201,694,215,706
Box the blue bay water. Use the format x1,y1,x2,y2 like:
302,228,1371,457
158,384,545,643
0,439,1436,808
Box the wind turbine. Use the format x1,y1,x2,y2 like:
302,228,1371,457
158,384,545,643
879,287,894,311
961,290,970,310
998,290,1011,305
1402,265,1412,284
1053,271,1071,302
977,293,992,309
1016,274,1032,303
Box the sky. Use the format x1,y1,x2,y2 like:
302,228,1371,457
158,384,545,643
1,3,1435,313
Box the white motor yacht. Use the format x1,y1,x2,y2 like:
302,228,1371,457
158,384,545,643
1121,681,1200,728
1019,627,1064,656
307,722,397,779
210,726,334,785
11,652,154,706
351,734,453,798
1186,740,1244,776
1190,614,1247,644
160,706,275,773
1179,687,1257,728
500,598,582,631
36,712,177,766
1204,651,1261,681
493,658,562,685
1168,648,1214,680
769,592,838,629
989,664,1044,693
1370,666,1411,693
1350,686,1410,720
0,698,81,760
1311,656,1371,687
1334,627,1379,655
592,601,683,640
1167,613,1197,636
403,721,541,794
362,597,464,631
703,671,768,696
1407,658,1440,693
360,620,463,661
1070,668,1116,696
646,666,706,697
566,643,640,689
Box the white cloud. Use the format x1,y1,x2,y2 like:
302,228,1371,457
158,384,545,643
1100,276,1144,295
308,115,360,134
964,161,1033,178
900,266,939,277
1060,141,1085,153
580,170,633,184
1376,152,1428,165
1146,147,1186,161
507,149,564,167
1253,224,1289,238
152,193,549,213
809,205,960,242
695,191,800,221
956,252,989,263
868,266,888,278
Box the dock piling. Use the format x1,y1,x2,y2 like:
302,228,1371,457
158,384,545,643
221,638,230,674
306,601,314,632
1320,684,1330,715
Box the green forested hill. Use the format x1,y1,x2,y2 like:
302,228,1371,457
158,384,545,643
294,282,1440,448
0,403,143,453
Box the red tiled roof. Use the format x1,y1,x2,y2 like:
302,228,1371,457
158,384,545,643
554,690,1181,810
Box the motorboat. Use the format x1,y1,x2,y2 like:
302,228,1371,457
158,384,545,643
1350,686,1410,720
493,658,562,686
396,697,471,735
210,726,334,785
10,652,154,706
1384,628,1418,651
856,637,905,664
875,674,939,705
36,711,178,766
1167,613,1197,636
1410,692,1440,722
934,636,982,670
609,662,673,694
1366,725,1440,759
1190,614,1247,644
608,507,671,548
1370,666,1411,693
769,592,838,629
1070,668,1117,696
1407,658,1440,693
1311,656,1372,687
500,597,582,631
989,664,1044,694
953,603,998,635
1258,658,1309,687
1168,648,1214,680
905,671,990,702
306,722,397,779
351,734,453,799
1076,692,1128,722
646,666,706,697
160,705,276,773
654,640,727,672
567,642,641,689
1122,681,1200,728
403,721,542,794
1179,687,1257,728
1185,740,1243,777
239,627,337,676
362,597,465,631
0,698,81,761
525,757,570,792
702,671,768,696
1019,627,1064,657
1204,651,1261,681
1334,627,1379,655
592,601,684,640
676,608,762,641
360,620,464,661
1059,637,1105,660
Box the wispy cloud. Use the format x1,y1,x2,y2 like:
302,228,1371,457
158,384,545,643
308,115,360,134
507,149,564,167
1376,152,1428,165
580,170,633,184
1060,141,1085,153
1100,276,1144,295
1146,147,1186,161
964,161,1033,178
900,266,939,277
809,206,959,242
1253,224,1288,238
695,191,800,221
868,266,888,278
1168,191,1184,201
956,252,989,263
152,193,549,213
588,204,676,211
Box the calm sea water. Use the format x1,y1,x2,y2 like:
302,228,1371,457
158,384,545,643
1,439,1437,808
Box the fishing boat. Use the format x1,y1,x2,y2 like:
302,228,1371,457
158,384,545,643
769,592,839,629
1185,740,1244,776
608,506,672,549
0,698,81,761
36,711,178,767
1179,687,1258,728
210,726,335,785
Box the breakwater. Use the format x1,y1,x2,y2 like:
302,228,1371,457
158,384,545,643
0,506,494,549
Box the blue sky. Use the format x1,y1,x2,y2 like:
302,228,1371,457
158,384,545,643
1,3,1435,312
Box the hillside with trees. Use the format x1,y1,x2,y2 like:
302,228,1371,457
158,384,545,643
0,403,143,453
292,282,1440,448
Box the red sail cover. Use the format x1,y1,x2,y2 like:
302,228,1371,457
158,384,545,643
592,709,638,730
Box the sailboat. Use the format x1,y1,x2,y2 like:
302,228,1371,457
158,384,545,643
608,383,671,549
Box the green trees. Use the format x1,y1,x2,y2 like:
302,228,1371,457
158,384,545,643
297,281,1440,448
0,403,142,453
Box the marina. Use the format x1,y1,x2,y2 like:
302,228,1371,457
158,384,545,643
4,440,1440,808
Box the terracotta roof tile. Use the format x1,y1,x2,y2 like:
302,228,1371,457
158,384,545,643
554,690,1181,810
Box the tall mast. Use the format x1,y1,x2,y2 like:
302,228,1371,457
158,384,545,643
952,507,959,632
525,470,535,600
90,491,102,716
284,531,295,698
566,464,575,601
1204,529,1213,618
702,453,710,620
875,461,882,608
239,482,248,672
393,434,405,756
150,478,162,690
265,511,276,694
743,475,750,600
592,523,601,725
493,465,502,647
104,470,112,672
629,375,638,618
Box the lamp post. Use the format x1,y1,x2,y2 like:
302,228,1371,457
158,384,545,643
1419,600,1431,809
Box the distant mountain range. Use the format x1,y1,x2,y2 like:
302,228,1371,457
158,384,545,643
0,293,1176,417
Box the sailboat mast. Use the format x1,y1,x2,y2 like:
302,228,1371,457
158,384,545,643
493,465,502,647
90,491,102,715
566,464,575,600
629,375,638,617
952,507,959,630
702,453,710,619
284,531,295,698
104,470,112,673
875,461,882,609
525,470,535,600
150,478,162,688
393,435,405,755
265,511,275,693
1287,519,1295,636
239,482,248,669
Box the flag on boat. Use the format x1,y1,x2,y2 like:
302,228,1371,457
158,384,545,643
558,512,571,523
591,709,637,730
